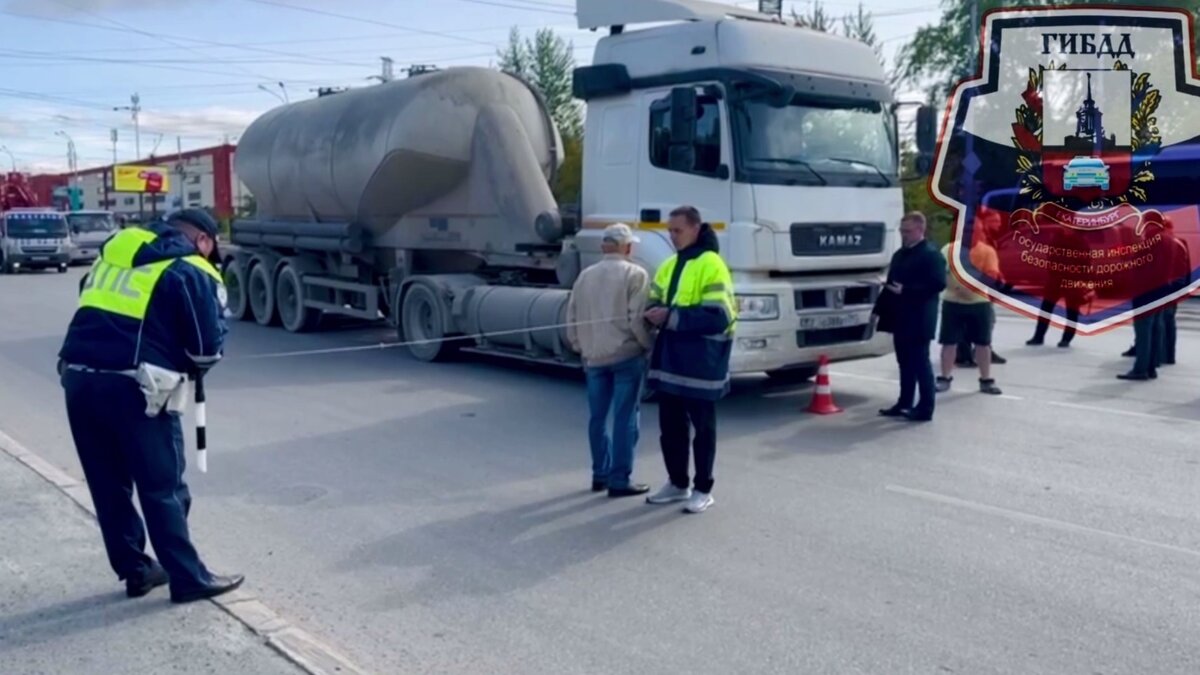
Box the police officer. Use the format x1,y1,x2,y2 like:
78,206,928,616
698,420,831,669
58,208,243,603
643,205,737,514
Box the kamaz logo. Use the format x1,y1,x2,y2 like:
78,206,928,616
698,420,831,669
819,234,862,247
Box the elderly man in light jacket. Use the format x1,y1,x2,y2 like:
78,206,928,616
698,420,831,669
567,223,655,498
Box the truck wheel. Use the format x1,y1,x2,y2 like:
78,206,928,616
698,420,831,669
765,366,819,385
276,264,321,333
247,262,278,327
222,260,250,321
401,283,455,362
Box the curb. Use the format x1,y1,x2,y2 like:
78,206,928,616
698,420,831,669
0,429,370,675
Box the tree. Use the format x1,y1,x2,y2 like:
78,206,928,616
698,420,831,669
841,2,882,64
791,0,833,32
497,27,584,204
496,27,582,139
897,0,1200,99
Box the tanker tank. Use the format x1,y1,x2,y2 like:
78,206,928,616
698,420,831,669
235,67,566,253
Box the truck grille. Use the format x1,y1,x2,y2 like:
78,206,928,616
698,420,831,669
796,325,873,348
791,223,885,256
22,247,57,254
795,284,878,311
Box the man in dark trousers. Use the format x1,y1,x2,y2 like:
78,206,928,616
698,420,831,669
643,206,736,514
875,212,946,422
58,209,244,603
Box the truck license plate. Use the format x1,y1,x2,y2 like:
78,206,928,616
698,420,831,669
31,256,48,262
798,310,870,331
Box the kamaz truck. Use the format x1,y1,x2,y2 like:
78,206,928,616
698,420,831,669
222,0,935,382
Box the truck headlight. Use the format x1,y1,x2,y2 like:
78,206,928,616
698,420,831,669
735,294,779,321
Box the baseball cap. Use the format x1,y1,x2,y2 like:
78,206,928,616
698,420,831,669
602,222,640,245
166,208,222,265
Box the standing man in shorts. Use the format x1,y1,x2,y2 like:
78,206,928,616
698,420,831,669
936,237,1003,395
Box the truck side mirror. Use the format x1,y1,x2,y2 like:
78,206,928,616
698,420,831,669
668,87,698,172
769,84,795,108
915,105,937,156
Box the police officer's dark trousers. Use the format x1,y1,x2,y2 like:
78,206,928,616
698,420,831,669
658,392,716,493
62,369,212,594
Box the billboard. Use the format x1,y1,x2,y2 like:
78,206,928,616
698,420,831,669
113,164,170,193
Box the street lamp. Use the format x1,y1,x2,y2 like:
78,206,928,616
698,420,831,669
258,82,289,103
55,130,79,210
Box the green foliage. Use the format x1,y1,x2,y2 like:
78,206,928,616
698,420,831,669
897,0,1200,98
791,0,834,32
554,135,583,206
497,27,583,140
900,146,954,245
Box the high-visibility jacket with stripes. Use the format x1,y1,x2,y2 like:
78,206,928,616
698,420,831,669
646,230,737,400
58,222,228,376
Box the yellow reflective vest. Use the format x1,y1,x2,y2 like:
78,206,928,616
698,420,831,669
646,239,736,400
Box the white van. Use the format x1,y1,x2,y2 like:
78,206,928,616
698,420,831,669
1,209,71,274
66,210,118,264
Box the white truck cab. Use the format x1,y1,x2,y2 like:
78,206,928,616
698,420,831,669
66,210,118,264
571,0,905,378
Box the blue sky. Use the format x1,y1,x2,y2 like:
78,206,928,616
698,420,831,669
0,0,944,175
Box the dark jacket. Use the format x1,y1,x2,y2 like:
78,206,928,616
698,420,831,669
875,239,946,341
59,222,227,375
647,224,736,400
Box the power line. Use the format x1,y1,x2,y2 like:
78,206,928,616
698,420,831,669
242,0,502,48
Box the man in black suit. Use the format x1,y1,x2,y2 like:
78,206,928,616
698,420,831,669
874,212,947,422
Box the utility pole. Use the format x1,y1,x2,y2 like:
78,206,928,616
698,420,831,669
115,92,143,217
176,136,185,211
55,130,78,210
381,57,394,82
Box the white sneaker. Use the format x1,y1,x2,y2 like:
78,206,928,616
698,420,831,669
684,491,714,514
646,483,691,504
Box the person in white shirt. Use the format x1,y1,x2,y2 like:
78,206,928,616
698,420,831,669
566,223,655,497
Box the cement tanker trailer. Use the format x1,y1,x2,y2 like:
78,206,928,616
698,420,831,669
227,0,933,381
225,66,583,363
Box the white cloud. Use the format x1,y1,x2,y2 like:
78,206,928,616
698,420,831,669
1,0,180,15
139,106,261,140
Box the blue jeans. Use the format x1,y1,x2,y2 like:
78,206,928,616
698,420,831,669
585,355,645,489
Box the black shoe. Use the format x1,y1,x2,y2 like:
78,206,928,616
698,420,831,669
990,353,1007,364
936,376,952,393
1026,337,1044,346
591,481,605,493
904,409,933,422
878,406,910,417
1121,347,1135,357
608,483,651,498
1149,370,1158,380
1164,359,1176,366
126,563,169,598
1117,371,1150,381
1057,341,1072,348
979,378,1002,395
171,574,245,604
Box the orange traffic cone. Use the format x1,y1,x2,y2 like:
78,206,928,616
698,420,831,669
806,355,842,415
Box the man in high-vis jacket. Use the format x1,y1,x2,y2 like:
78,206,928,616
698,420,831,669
643,206,736,514
57,209,244,604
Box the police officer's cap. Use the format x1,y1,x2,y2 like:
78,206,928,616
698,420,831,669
164,208,221,265
166,208,219,238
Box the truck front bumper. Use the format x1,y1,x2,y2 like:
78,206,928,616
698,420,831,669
8,252,71,269
730,319,892,374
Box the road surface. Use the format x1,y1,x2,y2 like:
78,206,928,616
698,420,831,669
2,267,1198,675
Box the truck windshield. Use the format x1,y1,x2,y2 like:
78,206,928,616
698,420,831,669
67,213,116,233
734,97,898,187
4,214,69,237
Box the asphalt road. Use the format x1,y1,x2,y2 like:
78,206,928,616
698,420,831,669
3,267,1199,675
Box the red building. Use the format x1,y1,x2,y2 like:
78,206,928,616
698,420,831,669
28,143,243,220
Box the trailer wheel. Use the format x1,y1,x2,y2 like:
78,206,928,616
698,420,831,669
248,262,278,326
401,283,455,362
222,259,250,321
275,263,321,333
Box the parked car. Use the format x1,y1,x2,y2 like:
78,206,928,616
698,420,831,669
66,210,118,264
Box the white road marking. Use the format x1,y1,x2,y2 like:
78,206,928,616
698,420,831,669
886,484,1200,560
830,370,1200,425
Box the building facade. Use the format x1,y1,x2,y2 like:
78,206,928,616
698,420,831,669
29,143,248,221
